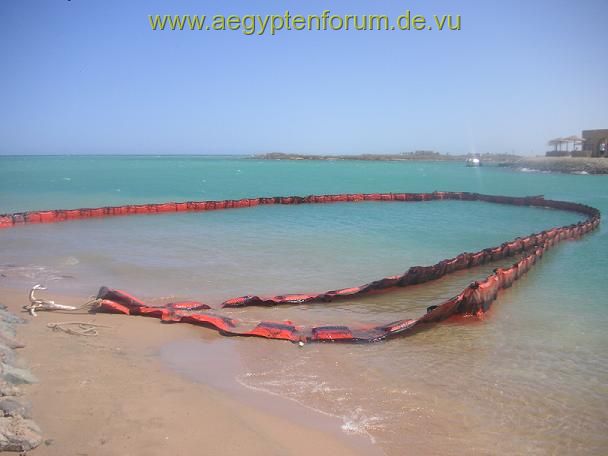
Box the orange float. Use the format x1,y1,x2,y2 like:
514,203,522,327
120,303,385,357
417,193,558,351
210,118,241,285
1,192,600,343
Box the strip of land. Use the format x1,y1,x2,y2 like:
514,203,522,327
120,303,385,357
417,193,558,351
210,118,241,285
254,152,520,162
255,153,608,174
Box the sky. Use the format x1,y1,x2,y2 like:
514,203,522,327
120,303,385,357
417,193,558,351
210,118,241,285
0,0,606,155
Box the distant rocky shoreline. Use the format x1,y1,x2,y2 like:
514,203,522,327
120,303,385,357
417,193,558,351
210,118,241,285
498,157,608,175
254,153,608,174
253,152,521,163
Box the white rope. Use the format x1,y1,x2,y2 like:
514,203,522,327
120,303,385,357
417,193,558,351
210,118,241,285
47,321,110,337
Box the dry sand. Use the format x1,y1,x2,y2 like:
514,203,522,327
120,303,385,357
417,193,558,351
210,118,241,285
0,287,372,456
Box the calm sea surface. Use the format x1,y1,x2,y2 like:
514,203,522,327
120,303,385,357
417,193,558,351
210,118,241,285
1,156,607,454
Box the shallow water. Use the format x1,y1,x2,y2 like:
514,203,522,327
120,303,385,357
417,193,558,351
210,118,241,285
1,156,607,454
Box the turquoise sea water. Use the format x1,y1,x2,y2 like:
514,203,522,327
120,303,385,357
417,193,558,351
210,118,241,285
1,156,607,454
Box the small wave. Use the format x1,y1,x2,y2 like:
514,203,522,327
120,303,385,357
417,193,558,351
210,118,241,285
0,264,73,282
236,374,340,421
519,167,555,174
62,256,80,266
237,372,380,444
340,407,382,443
519,167,553,174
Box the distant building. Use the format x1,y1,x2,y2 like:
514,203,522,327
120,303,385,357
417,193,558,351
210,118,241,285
546,130,607,157
546,136,583,157
582,129,608,157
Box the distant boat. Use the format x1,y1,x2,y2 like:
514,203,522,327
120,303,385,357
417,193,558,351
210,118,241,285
466,158,481,167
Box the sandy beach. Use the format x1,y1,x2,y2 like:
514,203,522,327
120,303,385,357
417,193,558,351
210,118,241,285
0,286,375,456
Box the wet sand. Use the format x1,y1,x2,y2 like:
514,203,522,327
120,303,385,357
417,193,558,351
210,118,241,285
0,286,374,456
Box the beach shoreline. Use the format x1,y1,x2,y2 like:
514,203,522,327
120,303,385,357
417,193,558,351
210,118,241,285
0,286,376,456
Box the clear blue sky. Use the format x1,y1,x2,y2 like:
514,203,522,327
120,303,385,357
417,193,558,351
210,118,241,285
1,0,606,155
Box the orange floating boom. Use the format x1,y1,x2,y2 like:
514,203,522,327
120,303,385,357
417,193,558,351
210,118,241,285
2,192,600,343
